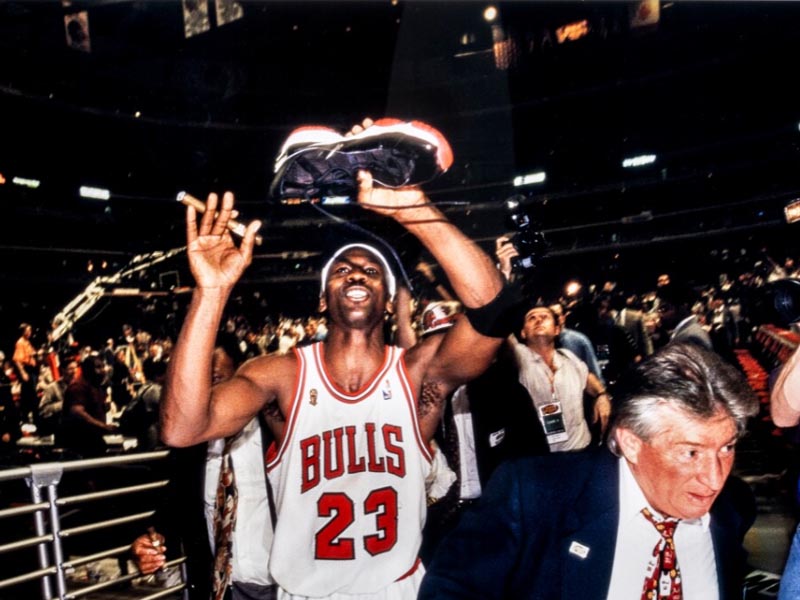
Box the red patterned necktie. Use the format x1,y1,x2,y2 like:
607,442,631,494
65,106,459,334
640,507,682,600
212,437,238,600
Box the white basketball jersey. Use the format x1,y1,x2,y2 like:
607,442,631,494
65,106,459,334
267,343,432,597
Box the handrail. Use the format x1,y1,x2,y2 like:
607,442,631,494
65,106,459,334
0,450,170,483
64,557,186,599
0,481,170,518
0,533,54,554
62,544,132,569
58,480,169,506
0,566,58,590
60,511,156,537
0,449,186,599
0,500,49,519
136,585,188,600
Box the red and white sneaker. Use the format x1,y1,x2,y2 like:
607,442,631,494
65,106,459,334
270,118,454,202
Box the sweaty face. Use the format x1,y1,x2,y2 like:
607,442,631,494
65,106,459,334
620,404,738,520
320,249,389,328
520,307,560,342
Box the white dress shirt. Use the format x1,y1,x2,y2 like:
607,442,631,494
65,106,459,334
451,385,482,500
606,458,718,600
204,418,274,585
510,342,591,451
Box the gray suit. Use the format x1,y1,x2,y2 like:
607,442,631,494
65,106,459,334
615,308,653,357
670,315,713,351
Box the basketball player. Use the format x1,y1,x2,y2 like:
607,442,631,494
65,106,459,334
161,168,511,598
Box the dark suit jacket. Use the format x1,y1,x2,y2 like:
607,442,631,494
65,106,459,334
419,448,755,600
466,353,550,483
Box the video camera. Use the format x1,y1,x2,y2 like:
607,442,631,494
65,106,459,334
757,278,800,329
505,195,548,274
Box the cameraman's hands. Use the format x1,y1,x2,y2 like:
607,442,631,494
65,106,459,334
495,236,518,281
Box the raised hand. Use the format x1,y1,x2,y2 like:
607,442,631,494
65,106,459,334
356,170,428,220
185,192,262,290
495,236,519,281
345,117,374,137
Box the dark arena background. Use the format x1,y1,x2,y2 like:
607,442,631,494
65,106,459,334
0,2,798,598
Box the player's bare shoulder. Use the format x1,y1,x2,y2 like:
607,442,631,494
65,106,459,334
236,350,299,397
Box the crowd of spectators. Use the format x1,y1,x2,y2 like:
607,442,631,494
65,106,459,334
0,224,797,600
0,245,796,463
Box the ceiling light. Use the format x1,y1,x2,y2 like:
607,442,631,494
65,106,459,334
513,171,546,186
80,186,111,200
622,154,657,168
483,5,498,22
12,176,40,189
565,281,582,297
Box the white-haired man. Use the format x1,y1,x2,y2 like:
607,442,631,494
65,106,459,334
420,343,759,600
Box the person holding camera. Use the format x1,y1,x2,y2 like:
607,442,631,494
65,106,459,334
496,236,610,451
495,236,605,386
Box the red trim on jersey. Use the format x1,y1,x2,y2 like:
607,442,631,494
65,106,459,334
266,345,308,472
395,557,422,581
265,440,278,464
313,342,394,403
397,351,433,463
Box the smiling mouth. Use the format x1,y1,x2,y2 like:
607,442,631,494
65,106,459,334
345,287,369,302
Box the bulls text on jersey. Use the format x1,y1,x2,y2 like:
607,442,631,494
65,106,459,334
300,422,406,493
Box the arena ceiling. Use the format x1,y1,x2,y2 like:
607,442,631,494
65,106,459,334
2,1,800,332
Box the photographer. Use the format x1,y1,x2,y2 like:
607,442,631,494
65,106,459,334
496,237,610,451
496,235,607,388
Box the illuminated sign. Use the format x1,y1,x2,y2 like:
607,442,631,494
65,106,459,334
785,199,800,224
556,20,589,44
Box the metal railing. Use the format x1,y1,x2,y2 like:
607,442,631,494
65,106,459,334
0,451,188,600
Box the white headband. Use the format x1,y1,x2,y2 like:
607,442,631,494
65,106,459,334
320,243,397,300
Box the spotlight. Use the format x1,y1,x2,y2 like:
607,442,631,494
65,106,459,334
565,281,582,297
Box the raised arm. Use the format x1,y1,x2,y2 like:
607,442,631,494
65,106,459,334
393,285,418,350
357,171,507,435
160,192,265,447
771,344,800,427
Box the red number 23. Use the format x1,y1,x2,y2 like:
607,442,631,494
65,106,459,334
315,487,398,560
